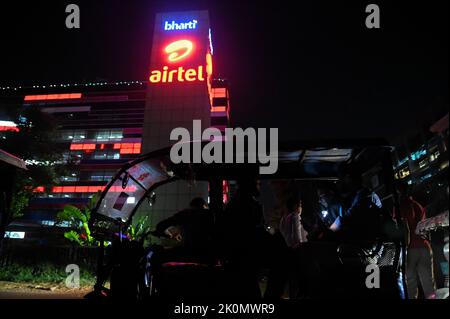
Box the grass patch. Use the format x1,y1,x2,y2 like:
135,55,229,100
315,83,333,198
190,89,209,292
0,263,96,287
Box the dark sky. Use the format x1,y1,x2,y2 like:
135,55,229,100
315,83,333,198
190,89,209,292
0,0,448,142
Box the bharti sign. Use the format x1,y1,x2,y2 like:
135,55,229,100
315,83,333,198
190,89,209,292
164,19,198,31
149,39,212,84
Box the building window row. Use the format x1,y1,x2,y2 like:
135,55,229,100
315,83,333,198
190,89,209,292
58,129,123,141
59,170,117,182
87,170,116,181
63,150,124,162
68,142,141,155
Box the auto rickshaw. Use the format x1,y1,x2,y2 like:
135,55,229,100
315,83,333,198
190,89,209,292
87,139,408,299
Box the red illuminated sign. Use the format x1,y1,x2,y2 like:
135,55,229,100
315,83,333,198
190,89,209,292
0,121,19,132
70,143,96,151
113,143,141,154
69,142,142,154
0,126,19,132
165,39,193,62
24,93,82,101
33,185,138,193
149,38,212,84
149,66,205,83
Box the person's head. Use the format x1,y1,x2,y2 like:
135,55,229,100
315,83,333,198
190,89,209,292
286,196,302,215
317,186,335,206
318,191,327,207
190,197,208,209
236,178,261,197
337,163,363,196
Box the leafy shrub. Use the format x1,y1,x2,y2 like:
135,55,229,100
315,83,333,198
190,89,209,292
0,263,96,287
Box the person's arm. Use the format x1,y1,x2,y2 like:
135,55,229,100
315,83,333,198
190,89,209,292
302,213,328,240
417,201,426,221
154,217,175,237
346,191,362,217
329,216,341,231
413,200,429,241
371,192,382,208
154,210,188,237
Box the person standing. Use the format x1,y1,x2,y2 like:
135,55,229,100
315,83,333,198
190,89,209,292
221,179,265,298
279,197,309,248
397,183,436,299
279,196,318,298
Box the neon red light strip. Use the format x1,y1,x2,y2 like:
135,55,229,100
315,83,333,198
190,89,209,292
212,88,226,98
113,143,141,154
0,126,19,132
34,185,138,193
211,106,227,112
24,93,82,101
70,143,96,150
70,142,142,154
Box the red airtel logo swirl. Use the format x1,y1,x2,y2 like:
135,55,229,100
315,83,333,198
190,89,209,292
164,39,194,63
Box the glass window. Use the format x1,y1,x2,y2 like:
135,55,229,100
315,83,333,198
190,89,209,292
61,175,78,182
59,131,74,140
107,151,121,160
94,130,123,141
110,130,123,139
96,130,110,140
93,152,108,160
419,159,428,168
59,130,87,141
62,152,71,161
41,220,55,226
104,174,114,181
399,167,410,178
92,151,120,160
73,131,86,141
57,221,71,228
88,170,116,181
69,151,83,160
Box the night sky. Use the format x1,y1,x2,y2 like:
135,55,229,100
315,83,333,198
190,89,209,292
0,0,448,142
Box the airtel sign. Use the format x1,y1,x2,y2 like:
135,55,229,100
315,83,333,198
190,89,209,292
149,65,205,83
149,39,211,84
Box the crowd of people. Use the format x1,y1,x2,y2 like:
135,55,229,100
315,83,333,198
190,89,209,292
151,172,439,299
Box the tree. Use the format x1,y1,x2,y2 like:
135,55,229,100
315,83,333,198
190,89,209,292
0,104,68,233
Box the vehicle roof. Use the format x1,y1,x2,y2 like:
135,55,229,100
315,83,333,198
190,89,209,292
92,139,392,224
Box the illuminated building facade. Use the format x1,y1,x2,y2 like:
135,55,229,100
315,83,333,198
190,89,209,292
0,10,230,235
143,10,214,151
140,10,229,225
393,112,448,213
0,82,147,231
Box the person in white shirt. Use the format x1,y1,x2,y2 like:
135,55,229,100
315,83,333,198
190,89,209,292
280,197,310,248
279,196,317,298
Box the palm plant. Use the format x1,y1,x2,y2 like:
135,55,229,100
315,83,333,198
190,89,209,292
57,193,99,246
